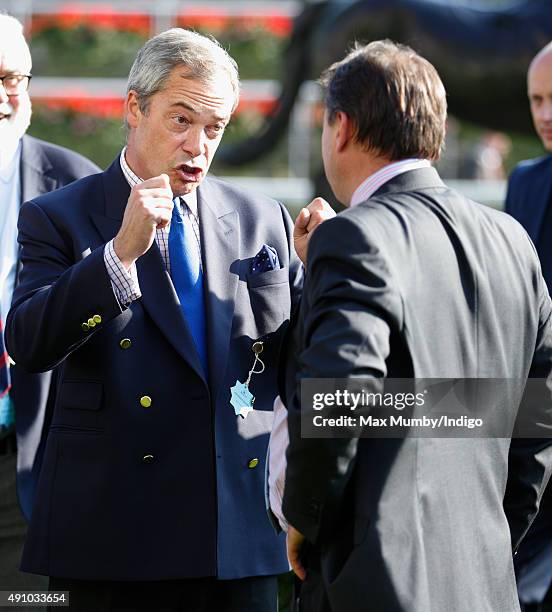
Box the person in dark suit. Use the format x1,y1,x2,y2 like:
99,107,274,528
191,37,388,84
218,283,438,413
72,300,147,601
505,40,552,612
6,27,307,612
283,40,552,612
0,13,99,601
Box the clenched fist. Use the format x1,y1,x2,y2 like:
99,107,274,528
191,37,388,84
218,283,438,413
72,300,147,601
114,174,174,269
293,197,336,265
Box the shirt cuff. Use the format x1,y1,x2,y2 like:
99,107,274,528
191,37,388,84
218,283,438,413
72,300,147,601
103,240,141,306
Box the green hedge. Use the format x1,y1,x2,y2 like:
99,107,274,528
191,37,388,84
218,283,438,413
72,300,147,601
29,25,286,80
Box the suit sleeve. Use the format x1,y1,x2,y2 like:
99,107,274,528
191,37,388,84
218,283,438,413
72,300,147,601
278,201,303,310
6,200,122,373
282,214,402,543
504,266,552,551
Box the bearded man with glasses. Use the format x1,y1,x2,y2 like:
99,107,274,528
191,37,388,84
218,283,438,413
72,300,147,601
0,13,99,609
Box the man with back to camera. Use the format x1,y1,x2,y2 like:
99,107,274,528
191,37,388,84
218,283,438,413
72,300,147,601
283,39,552,611
5,26,337,612
0,12,99,603
505,40,552,612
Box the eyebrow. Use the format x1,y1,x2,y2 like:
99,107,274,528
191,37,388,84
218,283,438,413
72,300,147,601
169,102,230,123
170,101,199,114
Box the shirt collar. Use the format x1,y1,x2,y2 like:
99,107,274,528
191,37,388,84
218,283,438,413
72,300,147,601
0,140,22,184
119,147,198,216
350,158,431,207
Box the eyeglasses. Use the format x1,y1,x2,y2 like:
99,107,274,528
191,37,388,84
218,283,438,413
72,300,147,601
0,74,32,95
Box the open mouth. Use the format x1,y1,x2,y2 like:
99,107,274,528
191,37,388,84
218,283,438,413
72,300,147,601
176,164,203,183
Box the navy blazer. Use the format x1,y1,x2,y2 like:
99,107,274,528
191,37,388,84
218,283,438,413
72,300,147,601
505,153,552,246
12,135,99,521
6,158,303,581
505,155,552,605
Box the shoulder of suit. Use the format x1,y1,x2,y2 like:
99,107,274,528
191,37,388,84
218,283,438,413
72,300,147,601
342,182,528,243
24,166,103,213
510,153,552,180
23,135,101,178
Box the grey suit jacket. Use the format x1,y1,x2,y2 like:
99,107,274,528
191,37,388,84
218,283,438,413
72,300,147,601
283,167,552,612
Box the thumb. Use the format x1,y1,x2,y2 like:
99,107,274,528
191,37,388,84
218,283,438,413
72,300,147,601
159,173,173,195
294,208,311,237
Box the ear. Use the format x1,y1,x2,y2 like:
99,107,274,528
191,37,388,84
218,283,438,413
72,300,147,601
335,111,355,153
125,91,141,129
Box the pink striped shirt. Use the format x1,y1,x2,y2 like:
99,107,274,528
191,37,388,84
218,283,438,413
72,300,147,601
350,158,431,207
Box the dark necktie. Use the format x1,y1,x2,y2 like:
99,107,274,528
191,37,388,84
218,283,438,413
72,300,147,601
168,199,208,376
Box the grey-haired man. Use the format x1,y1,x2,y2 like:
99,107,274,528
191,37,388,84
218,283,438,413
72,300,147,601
0,13,99,606
5,27,330,612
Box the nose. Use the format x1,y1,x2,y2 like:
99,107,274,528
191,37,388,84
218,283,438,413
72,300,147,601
542,101,552,122
183,125,207,159
0,82,9,104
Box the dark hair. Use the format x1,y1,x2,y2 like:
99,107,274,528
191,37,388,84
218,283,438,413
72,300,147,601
320,39,447,161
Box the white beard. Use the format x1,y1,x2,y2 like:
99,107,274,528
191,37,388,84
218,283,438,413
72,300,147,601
0,98,31,169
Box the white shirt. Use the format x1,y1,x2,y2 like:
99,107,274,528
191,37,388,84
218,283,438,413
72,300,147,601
268,395,290,531
0,140,21,324
350,158,431,207
0,140,21,419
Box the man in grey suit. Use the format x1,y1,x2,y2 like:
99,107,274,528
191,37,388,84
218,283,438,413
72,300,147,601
283,40,552,611
0,13,99,600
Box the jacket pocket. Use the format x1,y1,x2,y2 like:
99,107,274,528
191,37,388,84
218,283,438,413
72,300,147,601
58,380,103,411
51,380,105,432
49,424,103,435
246,266,289,289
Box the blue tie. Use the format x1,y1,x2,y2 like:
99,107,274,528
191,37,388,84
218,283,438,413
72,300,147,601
168,199,208,377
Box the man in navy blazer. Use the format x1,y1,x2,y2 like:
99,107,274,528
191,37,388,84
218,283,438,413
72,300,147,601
505,41,552,612
6,27,306,611
0,13,99,599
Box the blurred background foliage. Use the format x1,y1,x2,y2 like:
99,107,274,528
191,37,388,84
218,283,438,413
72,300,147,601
31,26,146,77
30,23,287,80
16,0,546,205
27,19,292,174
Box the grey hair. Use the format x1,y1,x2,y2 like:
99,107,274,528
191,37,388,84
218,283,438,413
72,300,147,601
125,28,240,129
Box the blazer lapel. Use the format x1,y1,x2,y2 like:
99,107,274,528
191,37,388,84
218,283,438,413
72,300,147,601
15,136,58,286
198,179,240,399
89,159,129,243
91,160,206,383
524,161,552,243
19,135,57,205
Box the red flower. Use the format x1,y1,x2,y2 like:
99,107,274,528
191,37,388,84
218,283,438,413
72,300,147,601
177,11,230,33
34,96,125,119
33,94,277,119
30,4,150,36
